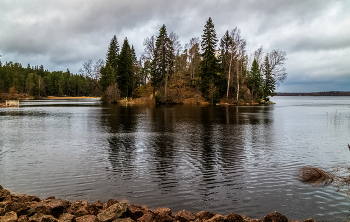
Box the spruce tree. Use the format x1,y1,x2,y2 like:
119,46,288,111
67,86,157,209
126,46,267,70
100,63,115,92
200,17,220,103
117,38,133,98
151,24,174,98
248,59,262,100
220,30,231,76
106,35,119,76
262,56,276,99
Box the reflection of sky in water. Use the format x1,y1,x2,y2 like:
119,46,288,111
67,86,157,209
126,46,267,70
1,97,350,221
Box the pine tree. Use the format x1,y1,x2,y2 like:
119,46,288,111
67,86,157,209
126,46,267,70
200,17,220,103
106,35,119,76
117,38,133,98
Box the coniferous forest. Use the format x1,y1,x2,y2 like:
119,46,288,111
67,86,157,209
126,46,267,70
0,17,287,104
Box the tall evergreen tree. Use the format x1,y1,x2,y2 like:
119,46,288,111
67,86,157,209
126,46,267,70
151,24,174,97
220,30,231,75
100,63,115,92
248,59,262,99
262,56,276,99
117,38,133,97
106,35,119,76
200,17,220,103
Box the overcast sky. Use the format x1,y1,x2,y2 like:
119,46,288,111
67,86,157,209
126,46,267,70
0,0,349,92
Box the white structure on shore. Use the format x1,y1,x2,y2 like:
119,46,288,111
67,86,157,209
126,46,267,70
6,100,19,107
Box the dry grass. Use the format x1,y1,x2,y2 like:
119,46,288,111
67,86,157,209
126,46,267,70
298,166,334,186
298,165,350,196
47,96,100,99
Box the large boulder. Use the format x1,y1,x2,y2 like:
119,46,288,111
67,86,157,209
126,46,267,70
224,213,244,222
102,200,119,211
175,210,195,222
35,199,70,218
41,215,59,222
153,208,174,222
154,208,171,217
66,201,89,217
75,215,96,222
112,218,135,222
126,205,146,221
96,203,128,222
58,213,75,222
86,204,100,216
18,215,29,222
12,195,41,204
136,213,153,222
195,211,215,222
302,219,315,222
0,211,18,222
93,201,103,210
28,213,46,222
0,189,11,202
0,208,5,216
263,212,288,222
3,201,30,216
205,214,225,222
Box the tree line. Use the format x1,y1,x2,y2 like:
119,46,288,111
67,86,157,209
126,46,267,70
90,17,287,104
0,62,97,97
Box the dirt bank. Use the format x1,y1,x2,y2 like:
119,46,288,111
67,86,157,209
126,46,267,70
0,185,316,222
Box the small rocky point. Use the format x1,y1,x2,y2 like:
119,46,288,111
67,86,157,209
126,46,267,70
0,185,316,222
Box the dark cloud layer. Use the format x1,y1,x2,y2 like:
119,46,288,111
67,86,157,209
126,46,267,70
0,0,349,92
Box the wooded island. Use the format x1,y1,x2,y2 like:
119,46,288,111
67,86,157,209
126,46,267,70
0,18,287,104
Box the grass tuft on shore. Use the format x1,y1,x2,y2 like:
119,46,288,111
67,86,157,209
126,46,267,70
298,166,334,186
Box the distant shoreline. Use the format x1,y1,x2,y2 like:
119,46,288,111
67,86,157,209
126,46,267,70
276,91,350,96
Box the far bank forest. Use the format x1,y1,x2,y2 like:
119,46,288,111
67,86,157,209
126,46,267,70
0,17,287,105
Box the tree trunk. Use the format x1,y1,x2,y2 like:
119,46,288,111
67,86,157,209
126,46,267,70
164,62,169,103
226,52,233,102
236,60,240,103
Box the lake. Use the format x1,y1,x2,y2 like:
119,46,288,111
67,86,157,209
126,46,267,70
1,97,350,221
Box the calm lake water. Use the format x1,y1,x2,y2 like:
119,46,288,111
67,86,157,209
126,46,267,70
1,97,350,221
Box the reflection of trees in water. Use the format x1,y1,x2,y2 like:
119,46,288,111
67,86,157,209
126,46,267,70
101,104,275,202
196,106,246,200
149,106,178,193
101,104,139,180
194,105,274,201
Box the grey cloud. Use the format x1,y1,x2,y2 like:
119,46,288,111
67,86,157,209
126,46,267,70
0,0,349,92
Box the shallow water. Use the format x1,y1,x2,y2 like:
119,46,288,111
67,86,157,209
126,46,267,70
1,97,350,221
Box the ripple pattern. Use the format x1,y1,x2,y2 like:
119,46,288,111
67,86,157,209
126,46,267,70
1,98,350,221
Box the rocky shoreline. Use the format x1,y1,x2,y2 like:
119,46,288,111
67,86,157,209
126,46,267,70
0,185,315,222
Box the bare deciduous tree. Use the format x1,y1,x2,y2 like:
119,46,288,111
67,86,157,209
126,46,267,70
169,31,182,56
267,49,287,85
79,59,104,92
185,37,201,79
141,36,155,62
225,28,247,102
